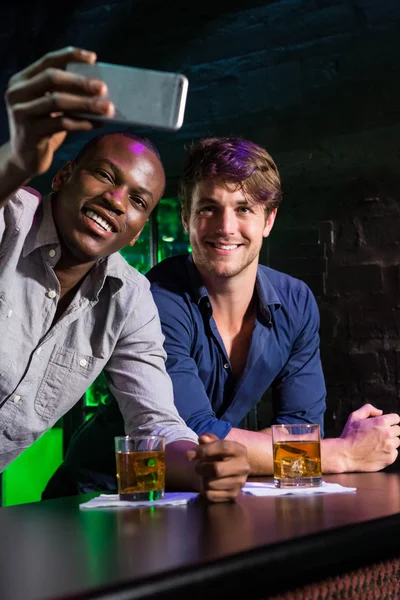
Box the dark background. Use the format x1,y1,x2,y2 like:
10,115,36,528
1,0,399,437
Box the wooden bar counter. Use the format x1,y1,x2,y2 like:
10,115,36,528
1,472,399,600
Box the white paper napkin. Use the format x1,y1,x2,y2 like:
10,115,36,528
80,492,199,510
243,481,356,496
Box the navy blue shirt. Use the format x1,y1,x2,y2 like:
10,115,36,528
147,254,326,439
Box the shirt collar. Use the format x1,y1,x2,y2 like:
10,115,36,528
255,268,282,325
185,254,210,305
23,193,124,297
89,254,125,299
185,254,282,324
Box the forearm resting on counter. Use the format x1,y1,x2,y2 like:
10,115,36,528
226,428,274,475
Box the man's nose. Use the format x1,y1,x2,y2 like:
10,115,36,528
215,208,237,235
101,186,127,215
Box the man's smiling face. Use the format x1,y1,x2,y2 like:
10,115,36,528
182,179,276,280
51,134,165,264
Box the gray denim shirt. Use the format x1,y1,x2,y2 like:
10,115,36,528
0,189,197,471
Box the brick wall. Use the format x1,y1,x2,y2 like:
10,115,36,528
1,0,399,435
319,174,400,435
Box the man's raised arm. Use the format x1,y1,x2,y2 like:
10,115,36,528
0,46,114,208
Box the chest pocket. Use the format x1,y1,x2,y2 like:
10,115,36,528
35,346,101,422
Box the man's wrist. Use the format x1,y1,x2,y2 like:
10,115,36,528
165,440,202,492
3,145,33,181
0,142,32,204
321,437,352,473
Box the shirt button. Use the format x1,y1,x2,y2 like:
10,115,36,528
47,290,57,299
224,363,229,369
79,359,87,367
13,395,21,403
7,310,12,318
49,249,56,258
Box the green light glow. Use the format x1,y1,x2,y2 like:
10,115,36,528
86,197,189,412
2,428,63,506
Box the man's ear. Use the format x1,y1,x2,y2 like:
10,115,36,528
128,225,146,247
263,208,278,238
51,161,74,191
181,209,190,234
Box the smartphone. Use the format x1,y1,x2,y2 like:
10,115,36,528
66,61,189,131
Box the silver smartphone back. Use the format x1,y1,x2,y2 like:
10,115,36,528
66,61,189,131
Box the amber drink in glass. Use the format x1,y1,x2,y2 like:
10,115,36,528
272,424,322,488
115,435,165,501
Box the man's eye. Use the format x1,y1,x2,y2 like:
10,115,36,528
96,169,113,181
198,206,214,214
130,196,146,209
237,206,250,213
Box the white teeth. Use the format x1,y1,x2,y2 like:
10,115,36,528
85,209,113,233
213,244,239,250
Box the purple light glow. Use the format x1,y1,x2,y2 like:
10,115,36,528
128,142,147,155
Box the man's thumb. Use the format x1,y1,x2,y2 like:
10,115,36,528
198,432,219,445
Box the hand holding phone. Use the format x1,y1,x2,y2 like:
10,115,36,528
66,61,189,131
3,46,113,181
